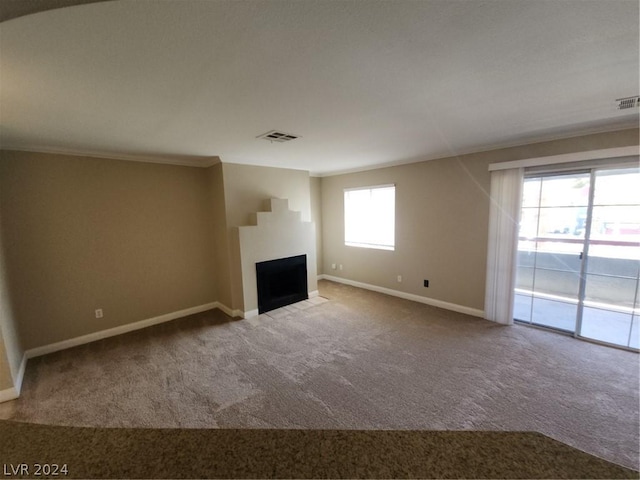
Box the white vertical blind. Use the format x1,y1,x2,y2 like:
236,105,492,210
485,168,524,325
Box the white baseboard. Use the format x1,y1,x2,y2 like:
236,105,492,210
243,309,259,319
321,275,484,318
309,290,319,298
0,386,19,403
26,302,218,359
216,302,244,319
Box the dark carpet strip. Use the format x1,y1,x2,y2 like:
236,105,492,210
0,421,637,479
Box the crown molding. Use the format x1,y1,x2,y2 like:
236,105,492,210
0,146,220,168
313,123,639,177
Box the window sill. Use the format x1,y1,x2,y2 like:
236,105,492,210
345,242,394,251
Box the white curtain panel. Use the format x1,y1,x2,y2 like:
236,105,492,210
484,167,524,325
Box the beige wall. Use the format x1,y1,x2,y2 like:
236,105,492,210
208,163,233,309
0,153,318,353
0,151,217,350
222,163,312,227
0,335,12,391
321,128,639,312
310,176,323,275
0,249,13,389
0,184,24,392
221,163,314,312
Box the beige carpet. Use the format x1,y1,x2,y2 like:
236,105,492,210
1,279,638,471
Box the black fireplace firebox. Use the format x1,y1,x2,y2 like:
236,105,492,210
256,254,308,314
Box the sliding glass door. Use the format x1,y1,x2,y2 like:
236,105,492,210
514,166,640,350
515,172,589,333
579,168,640,349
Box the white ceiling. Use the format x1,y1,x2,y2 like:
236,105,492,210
1,0,638,175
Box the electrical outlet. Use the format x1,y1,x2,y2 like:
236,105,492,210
423,280,429,288
331,263,336,270
339,264,343,270
397,275,402,283
95,308,103,319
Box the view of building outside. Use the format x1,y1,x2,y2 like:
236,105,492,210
519,169,640,260
515,167,639,349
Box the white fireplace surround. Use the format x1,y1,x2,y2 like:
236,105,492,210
235,198,318,318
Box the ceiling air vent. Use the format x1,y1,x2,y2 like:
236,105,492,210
616,96,639,110
257,130,300,143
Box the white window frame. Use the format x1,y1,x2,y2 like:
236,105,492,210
344,184,395,251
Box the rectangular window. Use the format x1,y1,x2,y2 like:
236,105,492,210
344,184,395,250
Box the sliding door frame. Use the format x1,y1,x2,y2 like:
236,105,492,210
518,163,639,351
573,169,596,339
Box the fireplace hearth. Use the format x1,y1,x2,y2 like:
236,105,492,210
256,255,308,313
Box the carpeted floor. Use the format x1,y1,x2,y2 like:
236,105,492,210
1,421,637,479
1,280,638,472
